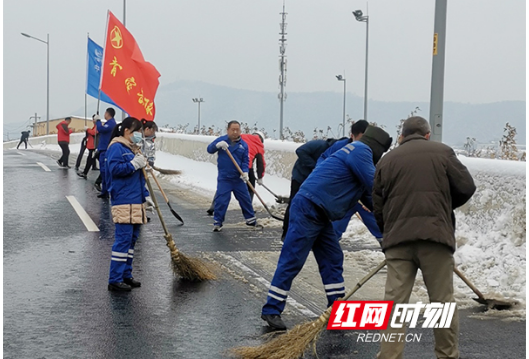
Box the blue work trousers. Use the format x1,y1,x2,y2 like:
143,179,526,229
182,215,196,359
332,203,383,241
109,223,141,284
262,195,345,316
100,150,109,195
213,177,255,226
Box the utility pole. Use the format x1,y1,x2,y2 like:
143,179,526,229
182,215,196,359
30,113,40,136
429,0,447,142
278,0,288,140
122,0,127,121
353,9,369,122
336,74,346,136
192,98,204,134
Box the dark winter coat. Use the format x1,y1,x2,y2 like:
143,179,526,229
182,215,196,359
291,138,340,184
298,141,376,221
316,137,350,166
56,121,73,143
207,135,249,180
20,131,30,140
373,134,476,253
106,137,149,224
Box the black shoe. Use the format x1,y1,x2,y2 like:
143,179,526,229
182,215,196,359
108,282,132,292
94,183,102,192
77,172,87,179
246,219,258,227
261,314,286,330
147,217,151,222
123,277,141,288
206,208,214,216
92,167,99,171
213,225,223,232
97,193,109,199
75,167,79,171
57,160,64,167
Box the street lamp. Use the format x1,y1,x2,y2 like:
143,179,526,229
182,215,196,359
336,74,346,137
353,9,369,122
192,98,204,134
21,32,50,135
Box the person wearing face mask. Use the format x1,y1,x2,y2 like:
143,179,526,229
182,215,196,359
105,117,149,292
95,108,117,199
261,126,392,330
141,119,158,167
206,120,257,232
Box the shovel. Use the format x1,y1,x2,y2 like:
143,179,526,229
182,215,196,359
225,148,284,222
260,183,289,204
453,267,516,310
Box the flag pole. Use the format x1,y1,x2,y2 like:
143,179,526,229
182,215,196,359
85,32,89,125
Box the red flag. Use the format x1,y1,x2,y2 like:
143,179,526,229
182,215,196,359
101,11,161,121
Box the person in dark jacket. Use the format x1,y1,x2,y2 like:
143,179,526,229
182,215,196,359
207,121,257,232
261,126,392,330
75,135,88,171
77,116,98,179
56,117,73,168
316,121,382,244
106,117,149,292
373,117,476,359
281,137,342,240
95,108,117,199
17,130,30,149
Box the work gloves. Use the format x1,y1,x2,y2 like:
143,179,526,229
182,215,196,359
130,153,147,170
94,114,101,121
145,196,155,211
216,141,229,150
241,172,249,183
257,178,263,186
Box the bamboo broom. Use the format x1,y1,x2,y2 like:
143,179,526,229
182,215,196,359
143,168,216,281
230,260,386,359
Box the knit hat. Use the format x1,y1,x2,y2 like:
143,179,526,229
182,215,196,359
358,126,392,164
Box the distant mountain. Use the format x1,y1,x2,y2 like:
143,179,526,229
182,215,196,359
69,80,526,146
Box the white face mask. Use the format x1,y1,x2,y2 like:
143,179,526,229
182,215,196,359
132,131,143,144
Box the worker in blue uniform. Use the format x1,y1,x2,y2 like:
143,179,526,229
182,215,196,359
106,117,149,292
317,120,383,244
207,120,257,232
261,126,392,330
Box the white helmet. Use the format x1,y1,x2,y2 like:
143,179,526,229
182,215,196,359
253,130,265,143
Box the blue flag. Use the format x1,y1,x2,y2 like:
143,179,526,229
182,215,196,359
86,37,122,111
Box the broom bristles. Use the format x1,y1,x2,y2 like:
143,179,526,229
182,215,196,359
171,250,217,281
230,316,328,359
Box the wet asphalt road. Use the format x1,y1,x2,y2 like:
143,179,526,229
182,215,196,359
3,149,526,359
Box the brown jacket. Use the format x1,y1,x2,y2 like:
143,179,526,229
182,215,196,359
373,135,476,252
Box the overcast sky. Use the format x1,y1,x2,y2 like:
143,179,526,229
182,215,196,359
3,0,526,128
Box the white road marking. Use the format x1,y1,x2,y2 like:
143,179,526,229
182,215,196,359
36,162,51,172
217,253,317,317
66,196,100,232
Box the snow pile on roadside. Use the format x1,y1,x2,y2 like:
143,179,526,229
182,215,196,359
453,157,526,304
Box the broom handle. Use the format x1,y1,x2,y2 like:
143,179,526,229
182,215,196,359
143,168,171,237
149,168,170,203
225,148,270,211
319,260,387,321
453,266,486,300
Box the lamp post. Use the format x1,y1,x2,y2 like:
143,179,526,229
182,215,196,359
353,9,369,122
336,74,346,137
192,98,204,134
21,32,49,135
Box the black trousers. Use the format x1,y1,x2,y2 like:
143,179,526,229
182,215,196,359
281,179,302,239
58,142,70,166
83,150,96,175
17,139,27,149
247,169,257,201
75,141,87,169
